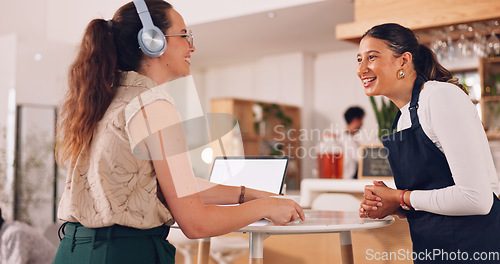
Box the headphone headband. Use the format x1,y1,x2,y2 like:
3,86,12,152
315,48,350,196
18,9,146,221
133,0,155,30
133,0,166,57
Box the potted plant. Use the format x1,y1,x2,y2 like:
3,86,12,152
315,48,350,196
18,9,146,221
255,102,293,136
370,96,399,138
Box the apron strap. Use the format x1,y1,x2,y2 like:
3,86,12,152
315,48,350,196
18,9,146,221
390,110,402,132
409,76,425,129
390,76,426,132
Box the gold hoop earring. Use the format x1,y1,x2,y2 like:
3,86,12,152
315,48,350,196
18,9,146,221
398,70,405,79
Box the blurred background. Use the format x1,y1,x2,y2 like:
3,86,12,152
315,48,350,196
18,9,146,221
1,1,500,250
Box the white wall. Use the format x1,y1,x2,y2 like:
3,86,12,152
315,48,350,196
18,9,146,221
254,52,306,106
16,41,74,106
195,48,381,179
170,0,325,25
200,52,315,177
0,34,16,128
42,0,327,45
1,0,76,107
201,52,307,107
313,48,379,145
0,10,74,223
0,34,17,220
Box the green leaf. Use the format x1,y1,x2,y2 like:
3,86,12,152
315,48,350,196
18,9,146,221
369,96,398,138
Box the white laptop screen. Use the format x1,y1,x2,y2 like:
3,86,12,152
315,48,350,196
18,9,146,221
209,156,288,194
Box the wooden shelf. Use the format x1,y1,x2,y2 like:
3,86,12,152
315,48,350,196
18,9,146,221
484,57,500,64
335,0,500,43
211,98,302,190
450,67,481,74
486,132,500,139
479,57,500,136
416,27,500,46
482,96,500,102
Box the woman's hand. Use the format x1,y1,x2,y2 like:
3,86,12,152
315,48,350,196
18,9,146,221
244,188,276,202
359,180,384,218
264,197,305,225
360,181,400,219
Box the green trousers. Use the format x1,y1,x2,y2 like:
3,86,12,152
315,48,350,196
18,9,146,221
52,222,176,264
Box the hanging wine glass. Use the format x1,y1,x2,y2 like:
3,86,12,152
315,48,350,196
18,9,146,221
456,34,473,58
438,31,449,62
446,36,455,62
439,38,448,62
487,32,500,57
473,32,487,58
456,24,473,59
486,20,500,57
486,20,499,31
429,29,444,62
472,22,488,58
443,26,456,62
433,39,446,62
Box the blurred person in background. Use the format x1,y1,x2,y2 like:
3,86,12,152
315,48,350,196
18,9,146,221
341,106,365,179
0,207,56,264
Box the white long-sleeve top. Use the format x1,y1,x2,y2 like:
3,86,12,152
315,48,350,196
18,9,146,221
397,80,499,216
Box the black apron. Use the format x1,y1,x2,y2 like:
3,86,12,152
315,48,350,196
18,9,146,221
381,76,500,263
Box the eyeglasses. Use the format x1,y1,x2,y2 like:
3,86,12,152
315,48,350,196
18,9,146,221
164,30,194,47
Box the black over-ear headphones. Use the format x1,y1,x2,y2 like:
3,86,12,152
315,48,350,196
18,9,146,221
133,0,166,57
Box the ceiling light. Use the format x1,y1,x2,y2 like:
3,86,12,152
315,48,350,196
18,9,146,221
34,53,43,61
201,147,214,164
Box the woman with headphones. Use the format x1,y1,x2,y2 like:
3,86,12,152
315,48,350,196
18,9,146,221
53,1,304,263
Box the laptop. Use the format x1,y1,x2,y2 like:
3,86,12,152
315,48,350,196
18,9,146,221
208,156,289,195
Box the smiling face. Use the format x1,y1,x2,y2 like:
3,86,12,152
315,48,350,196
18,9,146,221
357,36,403,97
159,9,195,81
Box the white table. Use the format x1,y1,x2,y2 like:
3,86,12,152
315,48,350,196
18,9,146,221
236,209,394,264
175,208,394,264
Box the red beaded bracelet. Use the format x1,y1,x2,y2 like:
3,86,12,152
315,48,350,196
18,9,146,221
400,189,411,210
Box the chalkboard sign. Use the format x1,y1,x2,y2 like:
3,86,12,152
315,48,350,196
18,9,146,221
357,145,393,179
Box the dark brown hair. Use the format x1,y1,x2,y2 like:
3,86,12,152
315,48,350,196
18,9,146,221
344,106,365,124
0,207,3,228
362,23,467,94
56,0,173,164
